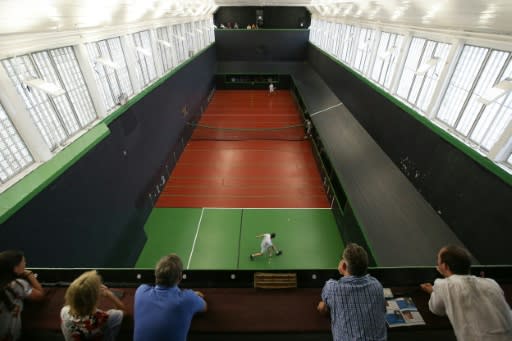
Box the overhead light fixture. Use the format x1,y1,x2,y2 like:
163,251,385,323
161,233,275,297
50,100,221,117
415,57,439,76
136,47,152,57
23,78,65,97
479,78,512,105
95,58,120,69
157,39,171,48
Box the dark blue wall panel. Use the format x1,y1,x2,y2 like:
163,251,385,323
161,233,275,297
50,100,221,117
214,6,310,29
215,30,309,61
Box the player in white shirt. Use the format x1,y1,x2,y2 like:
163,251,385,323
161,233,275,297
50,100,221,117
250,233,282,260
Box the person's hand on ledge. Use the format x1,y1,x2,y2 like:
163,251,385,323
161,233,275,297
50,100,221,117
317,300,329,315
420,283,433,294
195,291,205,298
100,284,126,311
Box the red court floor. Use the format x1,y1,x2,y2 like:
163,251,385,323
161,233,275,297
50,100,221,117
156,90,330,208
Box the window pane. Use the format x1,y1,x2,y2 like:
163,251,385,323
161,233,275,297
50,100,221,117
108,38,133,99
0,103,33,183
397,37,451,113
156,26,174,71
2,56,65,149
372,32,404,89
455,50,508,137
49,47,96,128
470,56,512,149
353,28,376,75
339,25,358,63
2,47,97,150
132,30,157,87
88,37,134,111
87,42,116,109
437,45,488,126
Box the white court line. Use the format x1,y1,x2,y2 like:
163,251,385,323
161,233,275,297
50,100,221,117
310,102,343,117
204,207,331,210
187,208,205,269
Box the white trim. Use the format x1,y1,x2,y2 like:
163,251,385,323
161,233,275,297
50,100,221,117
187,208,205,269
311,103,344,117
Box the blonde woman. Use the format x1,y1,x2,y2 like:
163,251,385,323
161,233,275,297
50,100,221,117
60,270,125,341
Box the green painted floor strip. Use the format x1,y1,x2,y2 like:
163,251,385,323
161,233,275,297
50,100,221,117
136,208,343,270
239,209,343,270
187,209,242,270
135,208,203,268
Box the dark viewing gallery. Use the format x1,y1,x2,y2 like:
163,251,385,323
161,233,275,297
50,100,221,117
0,1,511,341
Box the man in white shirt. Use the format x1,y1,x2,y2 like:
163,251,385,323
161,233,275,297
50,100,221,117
420,245,512,341
250,233,282,260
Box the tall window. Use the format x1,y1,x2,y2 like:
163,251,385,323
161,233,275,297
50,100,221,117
193,21,204,52
436,46,512,150
325,22,337,56
132,30,157,87
207,18,215,44
202,19,213,46
2,47,97,150
338,24,358,64
171,24,187,63
185,22,196,57
397,38,451,113
87,37,133,111
372,32,404,89
315,20,328,52
353,28,377,75
156,26,176,72
0,103,33,183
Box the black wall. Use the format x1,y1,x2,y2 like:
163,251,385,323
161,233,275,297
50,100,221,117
214,6,310,29
0,46,217,268
307,44,512,264
215,30,309,61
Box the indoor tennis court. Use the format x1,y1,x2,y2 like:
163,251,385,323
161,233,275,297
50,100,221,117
136,89,343,270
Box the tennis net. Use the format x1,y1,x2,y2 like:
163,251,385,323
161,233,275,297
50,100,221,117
187,122,308,141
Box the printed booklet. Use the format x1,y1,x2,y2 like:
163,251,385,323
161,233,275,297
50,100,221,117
385,297,426,327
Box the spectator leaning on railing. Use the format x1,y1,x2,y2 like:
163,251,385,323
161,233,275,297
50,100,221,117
0,250,44,341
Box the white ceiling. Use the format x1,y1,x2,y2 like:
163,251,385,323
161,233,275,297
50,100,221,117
0,0,511,37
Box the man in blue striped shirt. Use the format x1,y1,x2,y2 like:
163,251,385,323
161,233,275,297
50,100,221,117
317,243,387,341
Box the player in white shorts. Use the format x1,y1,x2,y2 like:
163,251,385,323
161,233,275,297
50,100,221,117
250,233,282,260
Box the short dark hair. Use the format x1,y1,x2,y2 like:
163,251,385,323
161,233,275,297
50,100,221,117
270,233,276,238
439,245,471,275
343,243,368,276
0,250,24,286
0,250,24,312
155,254,183,286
